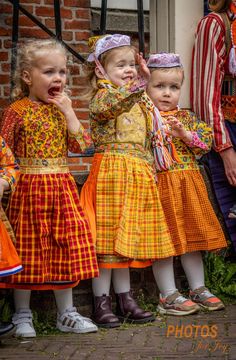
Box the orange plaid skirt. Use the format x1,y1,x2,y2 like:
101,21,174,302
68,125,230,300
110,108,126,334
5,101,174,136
157,169,227,255
80,152,175,268
0,169,99,290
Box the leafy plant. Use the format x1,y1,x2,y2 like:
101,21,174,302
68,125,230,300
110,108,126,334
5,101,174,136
203,251,236,304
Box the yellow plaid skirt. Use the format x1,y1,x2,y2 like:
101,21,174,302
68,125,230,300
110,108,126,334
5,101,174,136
80,152,175,267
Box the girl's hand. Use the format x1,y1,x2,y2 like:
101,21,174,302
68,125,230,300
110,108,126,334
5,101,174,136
136,53,150,81
164,116,192,142
48,91,73,117
48,90,82,133
220,147,236,186
0,178,9,201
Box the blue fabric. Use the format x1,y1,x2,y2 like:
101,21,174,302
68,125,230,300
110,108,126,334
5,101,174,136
205,121,236,252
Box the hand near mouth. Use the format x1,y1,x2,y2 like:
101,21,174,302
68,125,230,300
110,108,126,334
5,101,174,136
47,91,72,116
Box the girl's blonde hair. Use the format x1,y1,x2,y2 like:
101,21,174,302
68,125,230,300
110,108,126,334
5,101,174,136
11,38,67,101
82,45,137,101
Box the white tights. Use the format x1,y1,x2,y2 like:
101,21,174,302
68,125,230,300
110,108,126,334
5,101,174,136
14,288,74,315
92,268,130,296
152,251,205,297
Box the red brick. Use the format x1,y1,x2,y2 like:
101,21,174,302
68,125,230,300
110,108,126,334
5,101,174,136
75,9,90,19
75,31,90,41
19,28,50,38
0,4,12,14
20,0,41,3
64,19,90,30
35,6,55,17
61,31,73,41
0,52,8,61
0,27,11,36
44,19,56,29
4,87,11,97
1,63,10,72
18,15,36,28
0,75,10,84
64,0,90,7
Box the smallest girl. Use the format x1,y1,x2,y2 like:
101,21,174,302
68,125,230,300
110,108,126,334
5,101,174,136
146,53,227,315
0,136,21,338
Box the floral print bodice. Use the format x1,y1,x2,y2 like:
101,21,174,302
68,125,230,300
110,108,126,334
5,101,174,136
1,97,91,159
160,110,213,172
90,80,154,152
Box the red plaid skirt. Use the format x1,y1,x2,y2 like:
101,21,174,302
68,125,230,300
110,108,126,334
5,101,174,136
0,172,98,290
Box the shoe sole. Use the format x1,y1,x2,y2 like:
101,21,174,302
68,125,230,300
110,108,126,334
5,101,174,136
157,305,199,316
14,331,36,338
57,325,98,333
196,303,225,311
0,327,16,339
93,322,121,329
117,315,156,324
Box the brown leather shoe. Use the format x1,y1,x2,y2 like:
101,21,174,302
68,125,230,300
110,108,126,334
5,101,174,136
116,291,155,324
91,294,121,328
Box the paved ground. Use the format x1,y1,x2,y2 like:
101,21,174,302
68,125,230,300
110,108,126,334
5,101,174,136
0,305,235,360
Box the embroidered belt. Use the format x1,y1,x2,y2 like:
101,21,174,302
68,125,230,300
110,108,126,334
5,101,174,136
95,143,146,153
221,95,236,123
17,157,69,174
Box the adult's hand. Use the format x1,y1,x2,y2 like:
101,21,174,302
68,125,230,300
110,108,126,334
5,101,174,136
220,147,236,186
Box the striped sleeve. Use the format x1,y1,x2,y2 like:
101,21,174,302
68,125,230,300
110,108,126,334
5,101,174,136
191,13,232,152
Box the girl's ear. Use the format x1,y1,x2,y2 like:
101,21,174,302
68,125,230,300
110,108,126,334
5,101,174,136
95,66,105,79
22,70,32,86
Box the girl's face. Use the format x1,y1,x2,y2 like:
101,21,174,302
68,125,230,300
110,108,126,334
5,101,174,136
22,50,67,103
146,68,183,112
102,47,137,87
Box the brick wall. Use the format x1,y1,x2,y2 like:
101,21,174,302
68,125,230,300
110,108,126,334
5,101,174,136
0,0,93,173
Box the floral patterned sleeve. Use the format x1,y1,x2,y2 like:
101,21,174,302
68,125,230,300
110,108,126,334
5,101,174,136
0,106,21,154
181,111,213,157
68,127,93,154
90,81,145,122
0,137,20,191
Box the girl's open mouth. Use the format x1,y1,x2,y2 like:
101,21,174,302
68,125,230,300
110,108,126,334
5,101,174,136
48,87,60,96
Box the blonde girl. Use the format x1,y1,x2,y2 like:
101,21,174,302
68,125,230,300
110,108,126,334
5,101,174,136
0,39,99,337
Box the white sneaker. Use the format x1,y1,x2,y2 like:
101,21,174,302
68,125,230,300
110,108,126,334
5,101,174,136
57,307,98,334
12,309,36,338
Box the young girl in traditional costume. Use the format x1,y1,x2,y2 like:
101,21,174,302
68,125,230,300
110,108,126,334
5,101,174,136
80,34,178,328
0,137,21,339
0,39,99,337
146,52,227,315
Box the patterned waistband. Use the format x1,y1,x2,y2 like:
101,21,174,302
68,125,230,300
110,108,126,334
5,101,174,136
221,95,236,123
17,158,69,174
95,143,146,153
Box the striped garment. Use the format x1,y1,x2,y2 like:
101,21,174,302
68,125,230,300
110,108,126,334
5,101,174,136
191,12,232,152
191,11,236,252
